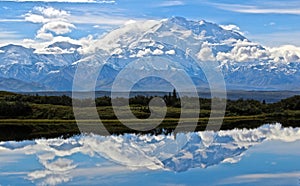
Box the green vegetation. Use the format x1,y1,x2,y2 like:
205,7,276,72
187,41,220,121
0,90,299,141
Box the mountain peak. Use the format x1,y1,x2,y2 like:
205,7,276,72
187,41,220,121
157,17,246,44
168,16,207,26
0,44,32,52
169,16,188,23
47,42,81,50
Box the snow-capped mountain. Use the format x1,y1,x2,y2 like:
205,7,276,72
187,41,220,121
0,42,81,91
0,17,299,91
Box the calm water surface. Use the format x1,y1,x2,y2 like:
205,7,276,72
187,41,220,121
0,123,300,186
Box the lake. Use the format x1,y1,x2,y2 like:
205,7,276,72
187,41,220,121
0,123,300,186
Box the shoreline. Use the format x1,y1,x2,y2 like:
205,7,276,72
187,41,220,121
0,115,298,141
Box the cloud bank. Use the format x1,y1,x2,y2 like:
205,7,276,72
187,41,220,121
197,38,300,63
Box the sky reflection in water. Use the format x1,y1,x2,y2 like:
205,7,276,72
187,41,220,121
0,123,300,186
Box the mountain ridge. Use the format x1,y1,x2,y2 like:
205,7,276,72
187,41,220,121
0,17,299,91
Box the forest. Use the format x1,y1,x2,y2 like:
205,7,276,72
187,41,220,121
0,90,299,140
0,90,299,119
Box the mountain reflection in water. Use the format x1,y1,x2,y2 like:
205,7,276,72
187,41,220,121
0,123,300,186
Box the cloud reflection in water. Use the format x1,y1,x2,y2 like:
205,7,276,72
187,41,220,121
0,123,300,185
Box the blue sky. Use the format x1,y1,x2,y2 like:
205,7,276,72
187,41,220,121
1,0,300,47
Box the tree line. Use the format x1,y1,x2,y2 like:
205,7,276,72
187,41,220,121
0,90,299,119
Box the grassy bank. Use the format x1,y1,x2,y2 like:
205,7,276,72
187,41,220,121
0,113,299,141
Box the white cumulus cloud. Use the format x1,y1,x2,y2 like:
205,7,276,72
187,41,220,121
36,32,54,40
165,49,175,55
213,39,300,63
220,24,244,35
24,14,46,23
38,21,76,35
153,48,164,55
216,39,270,63
24,6,75,41
24,6,70,23
197,42,216,61
268,45,300,63
35,6,69,19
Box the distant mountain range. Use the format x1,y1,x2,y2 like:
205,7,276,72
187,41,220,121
0,17,299,92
